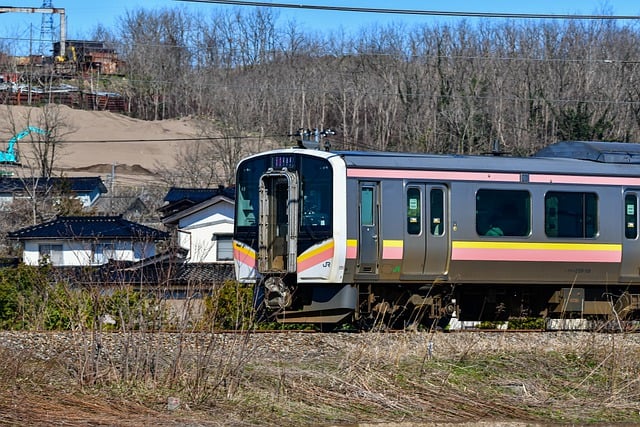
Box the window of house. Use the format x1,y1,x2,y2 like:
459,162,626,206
92,242,116,264
476,189,531,237
216,234,233,261
545,191,598,238
39,244,63,265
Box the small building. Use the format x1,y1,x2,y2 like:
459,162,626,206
0,176,107,210
7,215,168,267
160,186,235,264
53,40,122,75
93,195,152,221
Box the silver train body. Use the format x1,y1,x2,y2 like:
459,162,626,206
233,142,640,326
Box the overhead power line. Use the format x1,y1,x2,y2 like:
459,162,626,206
0,135,278,144
174,0,640,20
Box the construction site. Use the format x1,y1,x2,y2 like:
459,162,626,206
0,2,126,112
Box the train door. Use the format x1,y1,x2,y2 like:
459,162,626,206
402,184,449,277
358,182,380,274
621,190,640,280
258,170,299,273
426,186,448,275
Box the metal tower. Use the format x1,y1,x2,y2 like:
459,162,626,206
39,0,55,55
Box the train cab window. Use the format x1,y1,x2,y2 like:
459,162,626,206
300,157,333,237
476,189,530,237
545,191,597,238
407,187,421,235
625,194,637,239
431,188,444,236
235,158,267,228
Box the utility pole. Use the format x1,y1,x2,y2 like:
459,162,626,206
0,7,67,59
39,1,54,56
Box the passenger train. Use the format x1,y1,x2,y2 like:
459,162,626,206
233,140,640,328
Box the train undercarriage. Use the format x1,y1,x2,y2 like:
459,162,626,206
256,277,640,331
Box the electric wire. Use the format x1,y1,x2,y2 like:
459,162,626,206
174,0,640,21
0,134,290,144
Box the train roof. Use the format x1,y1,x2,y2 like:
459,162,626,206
332,141,640,177
533,141,640,163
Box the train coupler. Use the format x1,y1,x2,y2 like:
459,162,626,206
263,277,292,309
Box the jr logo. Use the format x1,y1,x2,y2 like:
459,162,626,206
322,261,331,268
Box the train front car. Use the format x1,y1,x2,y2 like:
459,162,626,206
233,149,353,324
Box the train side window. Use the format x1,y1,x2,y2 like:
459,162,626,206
475,189,530,237
625,194,638,239
545,191,597,238
431,188,444,236
361,186,375,226
407,187,421,235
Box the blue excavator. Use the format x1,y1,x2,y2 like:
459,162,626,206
0,126,48,164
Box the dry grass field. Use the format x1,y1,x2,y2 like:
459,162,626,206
2,330,640,426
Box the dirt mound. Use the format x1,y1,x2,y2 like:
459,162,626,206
68,163,157,176
0,105,202,181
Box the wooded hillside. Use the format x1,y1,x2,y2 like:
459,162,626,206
64,9,640,157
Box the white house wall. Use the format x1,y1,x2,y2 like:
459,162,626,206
176,202,234,263
177,219,233,262
77,194,92,207
0,185,101,211
178,203,234,228
0,194,12,210
22,239,155,266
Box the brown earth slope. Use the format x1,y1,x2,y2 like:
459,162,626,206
0,105,202,183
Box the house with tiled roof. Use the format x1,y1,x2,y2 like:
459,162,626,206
149,185,238,319
160,186,235,264
7,191,236,324
0,176,107,210
93,195,152,221
158,186,235,218
7,215,168,266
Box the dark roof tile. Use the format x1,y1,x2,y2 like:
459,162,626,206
7,215,168,240
163,186,235,204
0,176,107,194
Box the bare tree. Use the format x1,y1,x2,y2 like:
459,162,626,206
118,8,195,120
196,117,262,187
43,5,640,156
28,105,73,178
0,105,75,227
155,140,222,188
155,117,269,188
